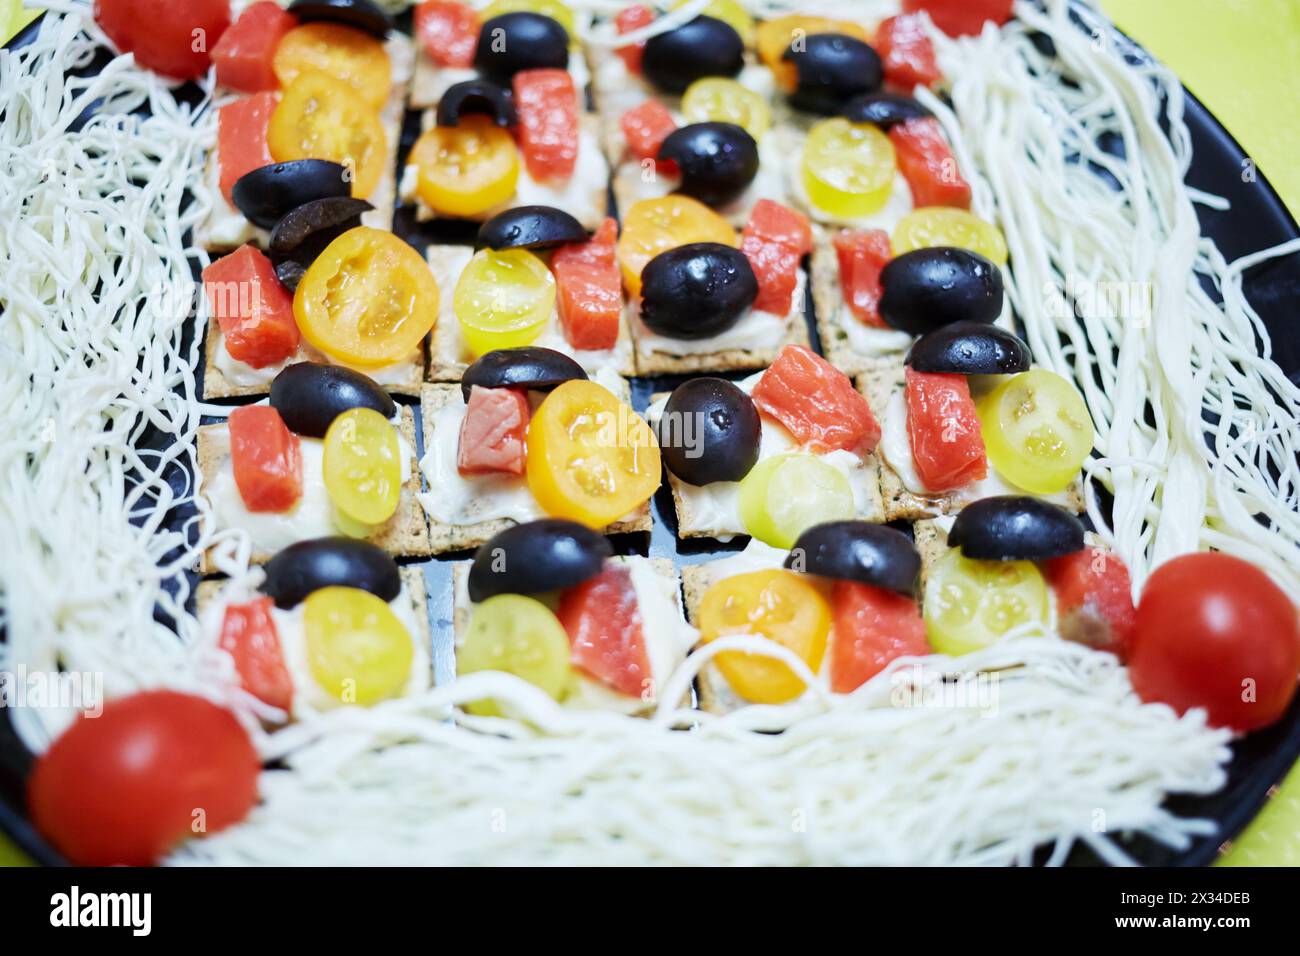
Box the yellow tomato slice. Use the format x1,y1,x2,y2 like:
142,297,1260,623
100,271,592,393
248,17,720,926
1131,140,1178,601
681,77,771,139
526,380,661,528
294,226,439,368
408,115,520,218
802,118,897,220
454,248,556,358
672,0,755,46
892,207,1010,266
923,550,1050,656
268,71,387,198
303,586,413,706
616,195,736,298
323,408,402,527
757,15,867,91
482,0,576,37
273,22,392,110
698,569,830,704
977,369,1094,494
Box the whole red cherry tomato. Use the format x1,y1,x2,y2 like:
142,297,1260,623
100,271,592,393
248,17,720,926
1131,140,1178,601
28,690,260,865
1128,553,1299,732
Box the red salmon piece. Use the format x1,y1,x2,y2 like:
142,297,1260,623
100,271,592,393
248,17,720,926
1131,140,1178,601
904,367,987,492
552,219,621,351
219,596,294,711
614,4,656,73
513,69,579,182
875,14,941,90
1045,547,1137,659
557,565,652,699
202,244,300,367
211,2,298,92
830,580,928,693
752,345,881,454
833,228,893,328
888,116,972,209
740,199,813,315
414,0,480,68
457,385,530,476
228,405,303,512
217,92,277,203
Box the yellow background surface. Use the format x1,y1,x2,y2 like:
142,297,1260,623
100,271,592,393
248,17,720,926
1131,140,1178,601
0,0,1296,866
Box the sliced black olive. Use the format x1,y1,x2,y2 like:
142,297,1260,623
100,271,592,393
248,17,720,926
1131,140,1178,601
642,16,744,94
841,92,932,129
231,160,352,230
639,243,758,339
286,0,393,39
474,13,569,85
436,79,517,128
658,122,759,207
947,497,1086,562
467,519,612,603
476,205,587,251
658,378,761,485
785,522,920,596
270,362,396,438
260,537,401,610
878,247,1004,335
269,197,373,270
783,34,883,116
274,260,307,293
905,321,1031,375
460,347,587,402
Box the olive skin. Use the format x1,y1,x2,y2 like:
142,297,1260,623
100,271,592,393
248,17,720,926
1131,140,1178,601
905,321,1032,375
436,79,517,128
274,259,307,293
269,196,374,270
642,16,744,94
784,34,883,116
947,497,1086,562
467,519,612,603
842,92,932,129
658,378,761,486
639,243,758,340
260,537,401,610
785,522,921,596
476,205,588,251
878,247,1004,335
459,347,587,402
270,362,396,438
659,122,759,207
287,0,393,39
231,160,352,230
474,13,569,85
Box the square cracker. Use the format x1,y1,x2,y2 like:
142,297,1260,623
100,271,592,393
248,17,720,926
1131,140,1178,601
419,382,651,554
424,245,637,384
201,320,429,401
197,405,431,571
856,363,1086,522
810,233,911,379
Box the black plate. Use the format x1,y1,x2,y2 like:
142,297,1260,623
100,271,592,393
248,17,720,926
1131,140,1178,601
2,13,1298,867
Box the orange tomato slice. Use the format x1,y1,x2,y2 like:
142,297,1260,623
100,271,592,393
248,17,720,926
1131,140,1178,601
616,195,735,298
273,22,392,110
268,71,387,198
408,115,520,218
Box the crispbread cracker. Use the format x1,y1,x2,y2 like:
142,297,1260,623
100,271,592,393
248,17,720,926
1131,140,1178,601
628,299,811,376
197,406,431,571
418,382,650,553
857,363,1086,521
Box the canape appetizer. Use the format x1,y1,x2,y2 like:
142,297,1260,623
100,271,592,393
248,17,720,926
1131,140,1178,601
401,2,608,229
198,537,431,718
912,497,1135,659
648,343,885,543
680,520,927,713
863,320,1090,521
419,347,656,553
202,225,438,397
450,520,693,715
198,362,431,568
426,207,634,382
198,0,413,249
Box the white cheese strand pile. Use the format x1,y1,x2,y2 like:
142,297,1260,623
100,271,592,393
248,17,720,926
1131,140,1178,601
921,0,1300,600
170,633,1229,867
0,9,236,748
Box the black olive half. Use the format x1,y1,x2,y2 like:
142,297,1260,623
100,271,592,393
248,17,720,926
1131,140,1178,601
783,34,883,116
947,497,1086,562
287,0,393,39
878,247,1004,335
842,92,932,129
467,519,612,603
436,79,517,128
658,378,761,486
642,16,744,94
270,362,396,438
905,321,1032,375
658,122,759,207
269,197,373,270
474,13,569,85
260,537,401,610
274,260,307,293
785,522,921,596
639,243,758,340
231,160,352,230
460,347,587,402
476,205,587,251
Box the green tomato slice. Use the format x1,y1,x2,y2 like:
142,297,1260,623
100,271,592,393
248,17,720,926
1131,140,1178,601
923,549,1050,656
458,594,571,716
739,453,855,550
